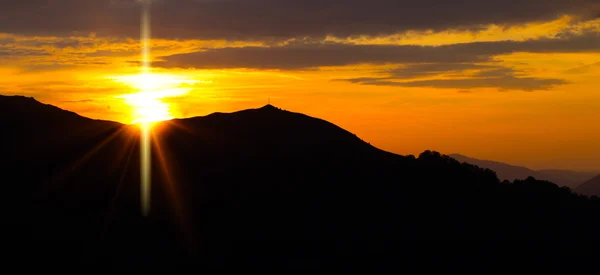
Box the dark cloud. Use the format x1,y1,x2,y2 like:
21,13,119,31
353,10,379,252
474,67,518,78
0,0,598,40
151,35,583,90
153,43,493,70
565,62,600,74
86,50,139,58
385,63,495,79
378,64,531,79
0,49,50,57
36,39,96,49
339,65,567,91
0,37,15,46
342,76,567,91
153,32,600,70
374,64,520,80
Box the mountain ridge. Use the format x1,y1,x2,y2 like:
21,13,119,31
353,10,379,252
0,95,121,125
449,153,596,189
4,94,600,271
575,175,600,196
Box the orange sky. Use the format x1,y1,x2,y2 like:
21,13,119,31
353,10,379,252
1,1,600,171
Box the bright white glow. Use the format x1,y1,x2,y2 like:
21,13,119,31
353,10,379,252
113,73,197,124
113,0,201,216
113,73,199,95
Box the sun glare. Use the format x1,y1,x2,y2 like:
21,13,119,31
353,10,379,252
112,73,198,124
111,72,198,217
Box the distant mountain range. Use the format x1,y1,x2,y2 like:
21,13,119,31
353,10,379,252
4,94,600,272
575,175,600,197
449,154,597,189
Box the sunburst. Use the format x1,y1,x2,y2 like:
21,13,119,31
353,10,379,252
107,0,198,218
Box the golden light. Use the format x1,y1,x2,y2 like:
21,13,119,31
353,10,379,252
127,0,157,217
140,121,151,217
113,73,197,124
139,0,152,218
113,0,201,217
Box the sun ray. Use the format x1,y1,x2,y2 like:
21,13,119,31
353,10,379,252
102,130,138,236
35,125,131,197
162,120,199,136
109,0,199,217
139,0,153,217
151,128,197,250
140,122,152,216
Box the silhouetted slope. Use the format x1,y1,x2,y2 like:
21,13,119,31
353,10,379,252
0,95,123,160
0,95,135,247
0,95,125,174
0,95,120,138
3,96,600,273
1,95,99,122
575,175,600,196
449,154,594,189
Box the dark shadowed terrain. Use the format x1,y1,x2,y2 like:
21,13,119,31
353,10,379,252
2,95,600,273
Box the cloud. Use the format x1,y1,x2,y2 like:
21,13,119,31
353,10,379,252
153,32,600,70
339,66,568,91
1,1,596,92
0,37,15,46
153,43,494,70
0,0,598,40
0,32,264,71
384,63,495,79
342,76,566,91
565,62,600,74
0,49,50,57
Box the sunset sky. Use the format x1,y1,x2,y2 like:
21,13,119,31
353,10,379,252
1,0,600,171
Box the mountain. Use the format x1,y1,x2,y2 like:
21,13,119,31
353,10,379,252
0,95,126,199
537,169,598,187
448,154,596,189
575,174,600,196
3,95,600,273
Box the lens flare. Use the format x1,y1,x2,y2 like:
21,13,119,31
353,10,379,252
111,0,197,217
128,0,152,217
140,122,151,216
112,73,198,124
140,0,152,217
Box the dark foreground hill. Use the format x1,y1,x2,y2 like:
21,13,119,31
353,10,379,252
449,154,596,189
2,95,600,273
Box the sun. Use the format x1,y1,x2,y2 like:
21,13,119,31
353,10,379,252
121,93,172,124
113,72,197,216
112,73,198,124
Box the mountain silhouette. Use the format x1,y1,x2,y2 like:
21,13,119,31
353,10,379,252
449,154,595,189
3,95,600,273
575,174,600,196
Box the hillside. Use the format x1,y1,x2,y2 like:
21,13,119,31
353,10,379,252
2,95,600,272
449,154,595,189
575,175,600,196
